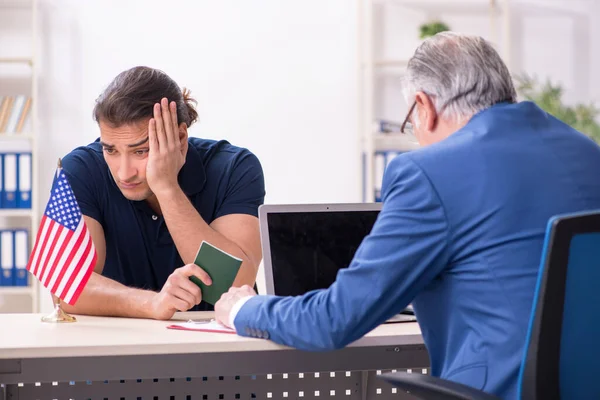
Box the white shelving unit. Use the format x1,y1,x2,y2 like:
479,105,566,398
0,0,40,313
0,209,35,218
0,57,33,65
357,0,511,202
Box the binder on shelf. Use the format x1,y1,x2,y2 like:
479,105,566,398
374,152,386,202
13,230,28,286
362,149,410,202
17,152,32,208
386,152,398,167
0,230,14,286
0,153,3,208
376,119,402,133
367,151,403,203
2,153,17,208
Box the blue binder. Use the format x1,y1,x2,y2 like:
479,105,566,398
0,230,14,286
0,153,4,209
374,151,386,202
13,229,28,286
2,153,17,208
17,152,32,209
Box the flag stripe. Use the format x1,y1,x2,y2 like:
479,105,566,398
54,225,91,297
46,221,84,292
67,251,97,306
27,216,48,276
35,222,61,281
63,235,97,305
40,227,71,285
43,227,75,289
27,216,50,277
58,229,92,301
32,218,55,280
49,220,86,295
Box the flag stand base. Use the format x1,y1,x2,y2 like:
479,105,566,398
41,295,76,323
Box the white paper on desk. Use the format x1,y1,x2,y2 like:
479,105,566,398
167,320,236,334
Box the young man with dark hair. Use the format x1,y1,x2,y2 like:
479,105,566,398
60,66,265,320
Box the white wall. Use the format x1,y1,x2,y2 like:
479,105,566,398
373,0,600,123
516,0,598,106
37,0,361,208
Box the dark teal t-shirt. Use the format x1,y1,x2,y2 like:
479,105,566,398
61,137,265,310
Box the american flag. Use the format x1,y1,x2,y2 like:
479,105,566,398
26,168,97,306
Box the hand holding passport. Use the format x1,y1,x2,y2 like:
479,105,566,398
189,241,243,305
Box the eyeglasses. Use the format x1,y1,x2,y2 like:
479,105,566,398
400,101,417,142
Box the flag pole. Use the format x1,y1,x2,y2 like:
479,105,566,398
40,158,77,323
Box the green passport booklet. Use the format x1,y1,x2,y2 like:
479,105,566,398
189,241,243,305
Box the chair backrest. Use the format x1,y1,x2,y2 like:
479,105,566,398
518,210,600,399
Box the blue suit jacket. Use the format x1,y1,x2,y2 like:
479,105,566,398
234,101,600,399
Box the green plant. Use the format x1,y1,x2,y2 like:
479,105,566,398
419,21,451,39
516,74,600,143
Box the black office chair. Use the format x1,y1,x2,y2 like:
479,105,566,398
380,210,600,399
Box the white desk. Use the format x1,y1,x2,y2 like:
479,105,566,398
0,312,428,400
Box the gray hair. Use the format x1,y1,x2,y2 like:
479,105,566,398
403,32,516,123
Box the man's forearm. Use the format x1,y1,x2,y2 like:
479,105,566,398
60,272,156,318
156,187,256,286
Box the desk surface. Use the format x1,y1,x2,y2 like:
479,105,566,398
0,311,422,359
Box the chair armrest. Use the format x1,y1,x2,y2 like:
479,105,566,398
379,372,500,400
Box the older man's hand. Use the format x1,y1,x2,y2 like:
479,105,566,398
215,285,257,328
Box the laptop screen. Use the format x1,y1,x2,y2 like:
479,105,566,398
265,210,380,296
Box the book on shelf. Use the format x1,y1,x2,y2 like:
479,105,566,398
0,95,32,135
371,151,400,203
375,119,403,134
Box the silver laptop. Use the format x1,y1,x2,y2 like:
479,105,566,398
258,203,416,323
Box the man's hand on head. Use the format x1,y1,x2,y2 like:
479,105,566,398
146,97,186,198
215,285,257,329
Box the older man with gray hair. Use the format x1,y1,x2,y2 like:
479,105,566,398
215,32,600,398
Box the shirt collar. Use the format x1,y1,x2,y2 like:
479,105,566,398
178,141,206,196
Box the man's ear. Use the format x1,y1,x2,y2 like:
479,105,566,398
414,91,438,133
178,123,189,154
